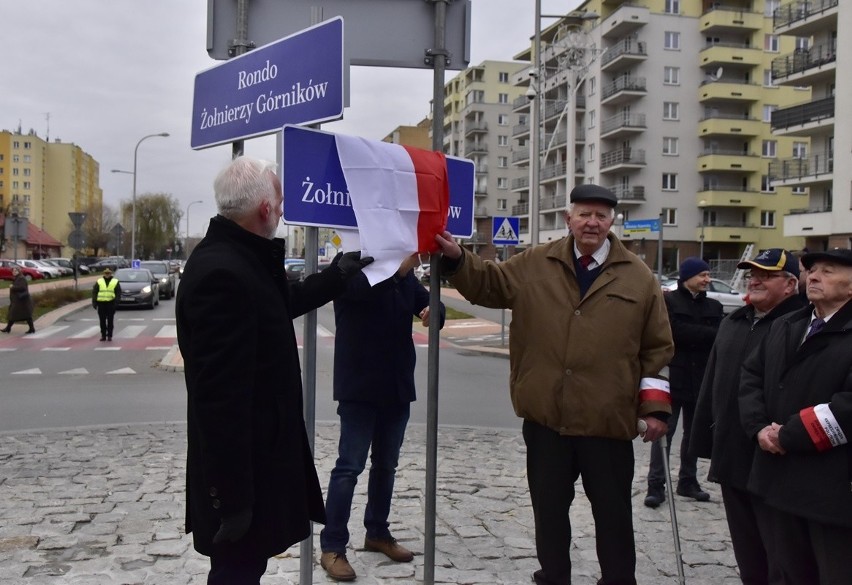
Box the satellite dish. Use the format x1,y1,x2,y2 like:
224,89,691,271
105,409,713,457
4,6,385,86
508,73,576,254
709,66,724,81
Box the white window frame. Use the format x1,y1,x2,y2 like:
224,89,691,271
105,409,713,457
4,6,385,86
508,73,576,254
664,66,680,85
498,71,509,83
498,114,508,126
497,177,508,189
762,140,777,158
665,0,680,14
662,137,679,156
663,102,680,120
497,156,508,168
662,173,678,191
761,175,776,193
498,135,508,147
498,93,509,104
760,210,776,228
497,198,507,211
662,208,677,226
764,34,780,52
664,31,680,50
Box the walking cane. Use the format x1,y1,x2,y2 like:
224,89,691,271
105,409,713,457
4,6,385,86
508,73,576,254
639,420,686,584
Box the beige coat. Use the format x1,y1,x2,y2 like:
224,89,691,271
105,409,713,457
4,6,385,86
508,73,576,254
448,234,673,440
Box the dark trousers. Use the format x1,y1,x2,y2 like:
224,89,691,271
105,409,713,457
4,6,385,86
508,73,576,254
96,302,116,337
320,400,410,553
721,484,782,585
2,318,34,332
647,399,698,489
208,549,268,585
523,420,637,585
766,507,852,585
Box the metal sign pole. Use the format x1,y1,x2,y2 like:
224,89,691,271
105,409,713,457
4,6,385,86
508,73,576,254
501,245,508,346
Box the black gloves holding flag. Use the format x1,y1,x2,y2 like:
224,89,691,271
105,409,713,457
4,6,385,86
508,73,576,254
330,251,374,279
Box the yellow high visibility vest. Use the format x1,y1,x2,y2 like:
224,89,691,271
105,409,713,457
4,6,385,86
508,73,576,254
96,277,118,302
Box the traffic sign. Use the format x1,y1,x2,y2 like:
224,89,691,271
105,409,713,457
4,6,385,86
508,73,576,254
492,216,520,246
623,219,660,235
68,212,87,228
281,125,474,237
191,18,344,150
68,230,85,250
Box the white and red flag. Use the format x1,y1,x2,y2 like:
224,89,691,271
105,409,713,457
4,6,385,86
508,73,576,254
334,134,450,285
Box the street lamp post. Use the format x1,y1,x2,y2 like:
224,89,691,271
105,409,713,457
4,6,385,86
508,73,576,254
699,199,707,260
186,200,204,243
118,132,169,261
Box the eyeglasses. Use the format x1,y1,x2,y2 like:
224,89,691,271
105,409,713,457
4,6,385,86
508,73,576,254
744,272,786,281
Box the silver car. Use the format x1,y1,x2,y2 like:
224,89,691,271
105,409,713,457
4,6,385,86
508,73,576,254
661,278,746,314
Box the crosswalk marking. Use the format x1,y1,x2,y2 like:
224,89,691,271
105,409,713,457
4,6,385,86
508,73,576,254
70,326,101,339
317,325,333,337
27,325,69,338
94,347,121,351
59,368,89,375
116,325,146,338
41,347,70,352
107,367,136,374
12,368,41,375
156,325,177,338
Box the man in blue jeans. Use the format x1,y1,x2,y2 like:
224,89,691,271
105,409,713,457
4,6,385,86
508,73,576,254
320,254,444,581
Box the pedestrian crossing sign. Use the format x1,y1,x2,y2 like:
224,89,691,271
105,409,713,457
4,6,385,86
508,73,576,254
492,216,520,246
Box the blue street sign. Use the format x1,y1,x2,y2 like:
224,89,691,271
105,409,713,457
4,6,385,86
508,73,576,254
281,125,474,237
191,18,344,150
131,259,141,269
492,216,520,246
623,219,660,234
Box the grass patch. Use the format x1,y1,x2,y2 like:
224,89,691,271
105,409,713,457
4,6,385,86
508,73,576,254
1,287,89,321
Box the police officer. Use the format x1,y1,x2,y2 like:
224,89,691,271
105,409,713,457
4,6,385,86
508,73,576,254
92,268,121,341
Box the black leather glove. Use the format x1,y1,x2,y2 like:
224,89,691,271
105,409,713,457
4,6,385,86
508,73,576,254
212,508,252,545
331,251,374,279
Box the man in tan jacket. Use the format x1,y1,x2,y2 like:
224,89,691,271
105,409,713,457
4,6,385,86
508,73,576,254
435,184,673,585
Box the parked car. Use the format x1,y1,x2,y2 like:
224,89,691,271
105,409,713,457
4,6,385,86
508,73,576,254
139,260,176,299
89,257,129,272
285,260,306,282
660,278,746,314
41,259,73,276
17,259,62,279
0,259,44,281
114,268,159,309
52,257,90,275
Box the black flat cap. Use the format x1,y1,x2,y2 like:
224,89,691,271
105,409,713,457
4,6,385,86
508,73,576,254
569,184,618,208
801,248,852,270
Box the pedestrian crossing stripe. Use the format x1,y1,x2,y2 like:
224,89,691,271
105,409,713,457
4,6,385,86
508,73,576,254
59,368,89,375
12,368,41,375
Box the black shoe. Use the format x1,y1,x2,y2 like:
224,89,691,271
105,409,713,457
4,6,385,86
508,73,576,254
676,483,710,502
107,336,112,341
25,329,35,334
1,328,10,333
100,336,106,341
644,487,665,508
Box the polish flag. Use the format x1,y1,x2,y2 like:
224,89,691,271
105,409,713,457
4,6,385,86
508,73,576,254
335,134,450,285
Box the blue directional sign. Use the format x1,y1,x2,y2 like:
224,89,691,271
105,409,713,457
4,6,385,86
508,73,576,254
191,18,344,150
623,219,661,235
492,216,520,246
281,125,474,237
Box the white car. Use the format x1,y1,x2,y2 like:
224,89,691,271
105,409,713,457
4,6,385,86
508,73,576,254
661,278,746,314
18,259,62,279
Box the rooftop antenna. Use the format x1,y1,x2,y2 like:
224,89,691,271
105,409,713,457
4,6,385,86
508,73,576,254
44,112,50,141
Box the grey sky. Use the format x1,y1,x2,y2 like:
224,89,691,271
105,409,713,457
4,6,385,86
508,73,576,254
2,0,578,237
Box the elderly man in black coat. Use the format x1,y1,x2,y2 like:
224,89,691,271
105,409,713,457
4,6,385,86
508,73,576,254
691,248,804,584
176,156,372,584
740,248,852,584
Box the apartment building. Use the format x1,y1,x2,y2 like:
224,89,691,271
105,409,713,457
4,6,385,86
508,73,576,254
512,0,815,274
442,60,528,259
768,0,850,251
0,129,102,257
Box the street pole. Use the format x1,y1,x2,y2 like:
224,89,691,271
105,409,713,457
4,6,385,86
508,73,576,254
658,211,665,281
130,133,169,261
698,199,707,260
185,200,203,244
529,0,542,247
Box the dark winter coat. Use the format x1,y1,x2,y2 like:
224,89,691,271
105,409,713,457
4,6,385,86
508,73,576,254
176,215,346,558
689,295,806,488
7,275,33,322
740,300,852,527
664,283,723,403
333,270,445,403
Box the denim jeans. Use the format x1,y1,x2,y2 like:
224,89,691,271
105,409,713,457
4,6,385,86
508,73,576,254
647,400,698,489
320,400,410,553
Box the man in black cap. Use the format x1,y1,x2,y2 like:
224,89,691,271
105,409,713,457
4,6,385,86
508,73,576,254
92,268,121,341
690,248,804,584
644,256,723,508
434,184,673,585
739,247,852,584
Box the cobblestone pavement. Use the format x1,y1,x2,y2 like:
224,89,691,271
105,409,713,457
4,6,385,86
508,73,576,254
0,422,743,585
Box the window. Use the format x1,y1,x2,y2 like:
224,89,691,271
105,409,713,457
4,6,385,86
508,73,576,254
23,168,31,176
761,175,776,192
792,186,807,194
497,156,508,168
663,102,679,120
23,155,30,163
763,69,776,87
762,140,777,157
12,168,19,176
498,71,509,83
587,144,595,162
497,198,507,211
498,135,508,147
12,154,19,162
662,173,678,191
793,142,807,158
664,66,680,85
665,0,680,14
795,37,809,51
765,0,780,17
588,110,596,128
762,105,777,122
498,114,508,126
587,76,596,96
764,34,779,52
663,137,679,156
497,177,508,189
662,208,677,226
498,93,509,104
664,31,680,50
23,181,30,190
12,141,19,148
760,211,776,228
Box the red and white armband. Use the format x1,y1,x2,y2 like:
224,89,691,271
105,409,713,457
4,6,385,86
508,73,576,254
800,404,848,452
639,377,671,405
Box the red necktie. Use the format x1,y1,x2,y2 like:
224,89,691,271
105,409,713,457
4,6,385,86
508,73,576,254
579,255,594,270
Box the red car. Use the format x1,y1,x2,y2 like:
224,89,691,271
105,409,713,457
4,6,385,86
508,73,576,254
0,259,45,281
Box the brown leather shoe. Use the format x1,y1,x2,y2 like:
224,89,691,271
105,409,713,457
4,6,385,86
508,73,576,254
320,551,356,581
363,536,414,562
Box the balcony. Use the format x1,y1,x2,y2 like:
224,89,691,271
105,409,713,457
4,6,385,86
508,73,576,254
543,99,569,121
511,201,529,216
600,3,649,39
600,147,646,172
600,38,647,72
701,223,761,242
464,141,488,156
512,149,530,164
700,44,762,69
601,76,646,105
769,153,834,184
513,95,531,112
474,206,489,218
601,112,646,139
540,194,567,211
772,45,837,86
698,151,761,173
771,96,834,136
697,186,760,208
607,185,645,205
464,121,488,136
774,0,839,37
699,79,762,103
783,206,834,237
513,122,530,137
700,5,763,33
698,114,763,137
541,161,567,183
511,177,529,191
